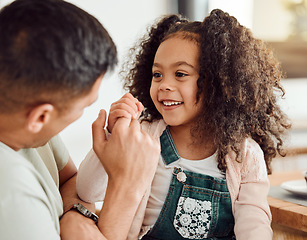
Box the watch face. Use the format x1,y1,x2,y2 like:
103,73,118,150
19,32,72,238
73,203,98,223
78,204,88,215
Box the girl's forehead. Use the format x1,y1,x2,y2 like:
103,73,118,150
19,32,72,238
154,37,200,69
158,33,201,58
157,37,200,56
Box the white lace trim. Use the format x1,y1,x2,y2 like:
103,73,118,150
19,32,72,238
173,197,212,239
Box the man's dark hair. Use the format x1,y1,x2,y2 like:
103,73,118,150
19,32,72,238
0,0,117,113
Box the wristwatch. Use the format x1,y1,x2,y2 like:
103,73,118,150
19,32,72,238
72,203,99,224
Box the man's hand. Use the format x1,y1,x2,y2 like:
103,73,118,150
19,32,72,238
93,108,159,195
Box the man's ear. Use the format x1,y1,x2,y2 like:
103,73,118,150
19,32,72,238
26,104,55,133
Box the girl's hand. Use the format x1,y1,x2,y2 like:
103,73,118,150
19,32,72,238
107,93,143,133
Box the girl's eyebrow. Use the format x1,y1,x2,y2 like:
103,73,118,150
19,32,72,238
153,61,196,69
175,61,195,69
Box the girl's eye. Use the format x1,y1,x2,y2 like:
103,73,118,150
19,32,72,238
152,72,162,79
175,72,187,77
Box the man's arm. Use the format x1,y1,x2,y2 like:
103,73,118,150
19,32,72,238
59,159,106,240
59,158,92,213
59,157,77,189
92,110,160,240
59,108,159,240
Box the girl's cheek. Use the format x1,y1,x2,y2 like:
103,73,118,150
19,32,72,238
149,84,156,100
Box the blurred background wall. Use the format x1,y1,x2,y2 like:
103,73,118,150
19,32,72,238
1,0,306,169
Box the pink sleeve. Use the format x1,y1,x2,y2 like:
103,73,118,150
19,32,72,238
233,139,273,240
234,181,272,239
76,149,108,203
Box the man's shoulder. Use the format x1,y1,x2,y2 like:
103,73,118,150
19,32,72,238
0,148,61,240
0,147,42,195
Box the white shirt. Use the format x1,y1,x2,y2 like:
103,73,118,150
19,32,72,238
142,152,225,226
0,135,69,240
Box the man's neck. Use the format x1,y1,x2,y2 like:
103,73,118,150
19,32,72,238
0,133,23,151
0,114,26,151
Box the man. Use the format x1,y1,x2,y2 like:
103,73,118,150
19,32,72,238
0,0,160,239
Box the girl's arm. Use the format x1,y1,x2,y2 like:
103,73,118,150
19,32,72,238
76,149,108,203
232,139,273,240
234,180,272,239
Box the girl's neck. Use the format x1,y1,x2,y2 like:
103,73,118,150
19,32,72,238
168,125,216,161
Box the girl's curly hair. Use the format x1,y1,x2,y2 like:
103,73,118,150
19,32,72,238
121,9,291,174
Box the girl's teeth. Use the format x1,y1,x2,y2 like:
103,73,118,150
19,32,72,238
163,101,182,106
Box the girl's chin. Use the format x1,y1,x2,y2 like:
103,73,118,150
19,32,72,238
163,119,181,127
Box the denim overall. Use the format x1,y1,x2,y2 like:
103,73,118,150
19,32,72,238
142,128,235,240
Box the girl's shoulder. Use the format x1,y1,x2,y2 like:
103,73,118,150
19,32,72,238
227,137,268,182
242,137,264,160
140,119,167,139
241,137,268,181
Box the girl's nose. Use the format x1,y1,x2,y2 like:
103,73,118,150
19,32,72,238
159,79,174,91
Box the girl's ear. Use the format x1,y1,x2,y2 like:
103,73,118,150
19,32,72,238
26,104,54,133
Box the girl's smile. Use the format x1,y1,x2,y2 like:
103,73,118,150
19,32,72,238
160,99,184,111
161,100,183,107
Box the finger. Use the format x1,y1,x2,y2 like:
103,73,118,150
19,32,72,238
135,101,144,119
135,111,142,120
112,115,132,133
118,93,139,109
110,102,138,119
121,93,141,111
129,118,141,131
111,98,138,110
136,101,144,113
123,92,139,103
111,98,140,118
92,109,107,147
109,109,134,120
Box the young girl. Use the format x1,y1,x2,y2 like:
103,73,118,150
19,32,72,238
77,9,290,240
